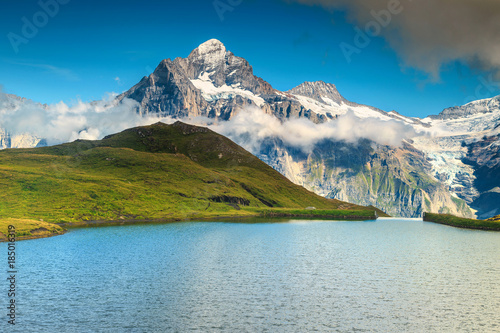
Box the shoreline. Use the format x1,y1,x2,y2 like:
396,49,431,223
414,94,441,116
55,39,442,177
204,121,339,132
12,211,500,242
0,218,67,243
423,212,500,231
0,230,68,242
1,209,378,242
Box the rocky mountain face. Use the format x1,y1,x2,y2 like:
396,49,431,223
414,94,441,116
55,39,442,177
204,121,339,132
120,40,432,127
462,134,500,218
2,39,499,218
258,136,472,218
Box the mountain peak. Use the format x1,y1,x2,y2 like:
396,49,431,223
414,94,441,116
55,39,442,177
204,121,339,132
196,39,226,54
288,81,345,104
188,39,227,66
430,94,500,120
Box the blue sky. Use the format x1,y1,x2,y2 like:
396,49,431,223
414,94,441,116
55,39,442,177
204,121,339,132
1,0,499,118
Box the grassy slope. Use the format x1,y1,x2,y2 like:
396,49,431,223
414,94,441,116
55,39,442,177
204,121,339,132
0,122,374,233
423,213,500,231
0,218,65,241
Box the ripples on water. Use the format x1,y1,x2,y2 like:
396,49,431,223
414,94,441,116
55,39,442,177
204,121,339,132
1,219,499,332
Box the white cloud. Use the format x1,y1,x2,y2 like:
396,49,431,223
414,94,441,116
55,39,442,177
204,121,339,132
0,91,417,152
0,89,170,145
186,107,418,153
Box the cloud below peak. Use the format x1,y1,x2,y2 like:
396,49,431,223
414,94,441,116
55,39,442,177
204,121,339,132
1,89,418,152
205,107,418,153
0,89,152,145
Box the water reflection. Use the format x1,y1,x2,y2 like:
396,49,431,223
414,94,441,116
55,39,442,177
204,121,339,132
1,219,499,332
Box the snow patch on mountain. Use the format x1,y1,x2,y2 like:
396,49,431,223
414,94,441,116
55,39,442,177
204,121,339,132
413,135,475,188
190,72,265,107
291,91,412,123
412,95,500,206
292,94,335,116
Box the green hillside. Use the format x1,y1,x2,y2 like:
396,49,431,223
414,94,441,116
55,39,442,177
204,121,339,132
0,122,375,239
423,212,500,231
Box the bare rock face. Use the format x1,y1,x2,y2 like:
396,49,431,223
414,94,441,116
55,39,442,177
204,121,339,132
121,39,424,126
462,134,500,218
258,138,473,218
120,59,210,118
410,94,500,218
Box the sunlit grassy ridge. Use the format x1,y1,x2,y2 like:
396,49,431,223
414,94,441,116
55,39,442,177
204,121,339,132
0,122,374,229
487,214,500,223
0,218,65,241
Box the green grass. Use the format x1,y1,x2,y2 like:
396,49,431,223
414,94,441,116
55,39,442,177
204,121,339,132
366,205,391,217
0,122,374,237
0,218,65,241
424,197,431,208
423,213,500,231
248,208,377,219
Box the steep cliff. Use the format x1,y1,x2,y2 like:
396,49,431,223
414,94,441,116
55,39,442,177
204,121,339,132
259,138,472,218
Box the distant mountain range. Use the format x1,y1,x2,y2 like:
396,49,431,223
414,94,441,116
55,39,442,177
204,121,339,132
1,39,499,218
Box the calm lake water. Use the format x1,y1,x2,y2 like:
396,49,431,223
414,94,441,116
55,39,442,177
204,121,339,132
1,218,500,332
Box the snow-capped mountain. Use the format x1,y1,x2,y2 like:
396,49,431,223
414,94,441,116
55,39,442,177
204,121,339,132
413,96,500,218
2,39,499,218
287,81,429,127
120,39,422,124
120,39,279,120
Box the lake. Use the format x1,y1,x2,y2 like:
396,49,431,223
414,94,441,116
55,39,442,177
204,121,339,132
1,218,500,332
